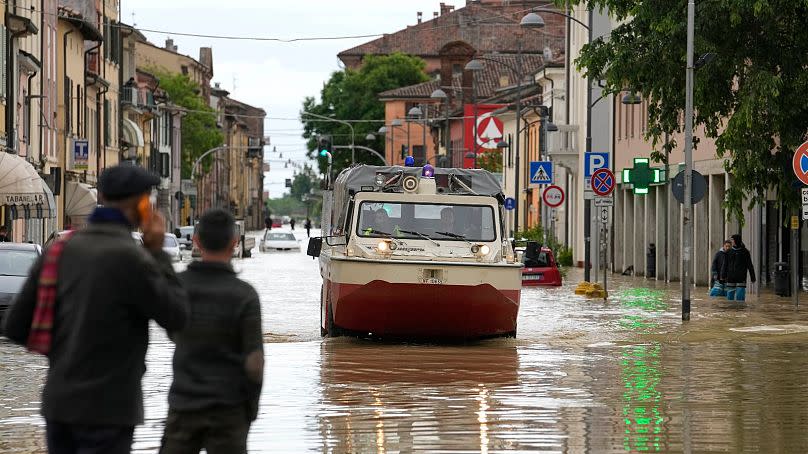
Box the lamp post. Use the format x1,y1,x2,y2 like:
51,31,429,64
523,7,594,282
682,0,695,320
431,88,451,167
407,105,425,165
464,59,484,169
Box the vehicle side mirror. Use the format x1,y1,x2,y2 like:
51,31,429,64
307,237,323,258
174,229,181,238
186,234,191,241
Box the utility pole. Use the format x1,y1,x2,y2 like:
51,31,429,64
583,9,594,282
682,0,695,321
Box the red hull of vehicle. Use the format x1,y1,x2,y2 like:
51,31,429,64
328,280,520,339
522,267,563,287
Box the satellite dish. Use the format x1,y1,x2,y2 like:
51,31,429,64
543,47,554,61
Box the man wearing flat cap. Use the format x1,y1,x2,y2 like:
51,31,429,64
2,165,190,454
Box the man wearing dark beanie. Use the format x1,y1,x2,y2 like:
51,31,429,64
2,164,190,454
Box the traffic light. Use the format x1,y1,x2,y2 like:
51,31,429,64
318,136,332,157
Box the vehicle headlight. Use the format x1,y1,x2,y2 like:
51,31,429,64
471,244,490,256
377,240,390,252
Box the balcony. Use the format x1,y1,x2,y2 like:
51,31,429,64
121,87,138,107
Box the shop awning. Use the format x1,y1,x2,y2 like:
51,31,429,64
65,181,98,217
0,153,56,219
122,118,145,147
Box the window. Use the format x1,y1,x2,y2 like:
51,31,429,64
64,76,72,134
356,202,497,243
0,26,7,100
76,85,82,136
103,99,110,146
181,65,188,75
412,145,425,166
22,89,30,144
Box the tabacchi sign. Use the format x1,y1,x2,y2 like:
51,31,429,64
5,194,45,204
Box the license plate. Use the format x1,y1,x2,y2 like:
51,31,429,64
524,274,544,281
421,278,445,285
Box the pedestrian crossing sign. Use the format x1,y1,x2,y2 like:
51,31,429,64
529,161,553,186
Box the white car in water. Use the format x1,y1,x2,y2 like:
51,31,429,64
163,233,182,262
259,230,300,252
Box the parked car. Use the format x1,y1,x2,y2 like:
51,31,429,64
518,241,562,287
259,230,300,252
0,243,42,321
271,218,283,229
163,233,182,262
176,225,195,250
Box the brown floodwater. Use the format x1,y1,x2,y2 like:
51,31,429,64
3,231,808,453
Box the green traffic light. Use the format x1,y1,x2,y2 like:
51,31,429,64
320,150,328,157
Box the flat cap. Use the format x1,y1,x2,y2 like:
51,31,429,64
98,165,160,201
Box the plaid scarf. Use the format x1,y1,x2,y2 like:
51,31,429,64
26,231,74,355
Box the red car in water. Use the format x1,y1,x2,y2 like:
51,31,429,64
519,242,562,287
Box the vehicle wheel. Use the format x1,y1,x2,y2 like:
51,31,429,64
326,302,343,338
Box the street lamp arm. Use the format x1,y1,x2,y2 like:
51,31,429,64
532,8,591,31
190,145,228,180
301,110,357,163
471,56,522,77
333,145,388,165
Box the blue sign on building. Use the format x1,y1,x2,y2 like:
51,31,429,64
529,161,553,185
73,139,89,171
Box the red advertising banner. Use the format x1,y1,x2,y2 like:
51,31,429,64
463,104,507,168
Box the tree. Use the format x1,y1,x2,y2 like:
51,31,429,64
154,71,224,179
290,164,319,201
567,0,808,223
301,53,430,175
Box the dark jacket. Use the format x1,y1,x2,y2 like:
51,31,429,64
711,249,727,279
722,245,756,284
169,261,263,421
1,223,189,426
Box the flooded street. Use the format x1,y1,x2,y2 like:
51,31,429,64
3,231,808,453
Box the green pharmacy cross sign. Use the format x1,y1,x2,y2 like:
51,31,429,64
622,158,664,195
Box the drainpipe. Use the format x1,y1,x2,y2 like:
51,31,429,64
96,85,108,175
62,28,74,227
83,41,102,139
38,0,44,168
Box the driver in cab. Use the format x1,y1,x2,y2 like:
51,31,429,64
363,209,400,237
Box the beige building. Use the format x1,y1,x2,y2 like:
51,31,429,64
135,38,213,103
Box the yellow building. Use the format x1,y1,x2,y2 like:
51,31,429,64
135,38,213,102
57,6,102,229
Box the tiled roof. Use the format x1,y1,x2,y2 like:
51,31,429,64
379,53,546,101
339,1,566,62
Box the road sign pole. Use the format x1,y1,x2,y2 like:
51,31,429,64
682,0,695,321
603,224,608,299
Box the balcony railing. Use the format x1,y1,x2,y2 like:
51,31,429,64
121,86,137,106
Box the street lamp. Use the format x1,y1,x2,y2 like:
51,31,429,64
431,88,451,167
524,7,594,282
301,111,356,164
465,60,483,169
365,133,376,141
622,92,642,105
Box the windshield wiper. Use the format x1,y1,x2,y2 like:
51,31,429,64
364,228,392,237
435,231,472,245
396,229,441,247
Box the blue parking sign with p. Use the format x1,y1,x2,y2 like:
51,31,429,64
584,152,609,177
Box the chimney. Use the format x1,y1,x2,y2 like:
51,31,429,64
165,38,177,52
417,11,422,24
199,47,213,72
439,3,455,15
434,11,439,19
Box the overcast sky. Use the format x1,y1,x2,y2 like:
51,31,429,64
122,0,443,198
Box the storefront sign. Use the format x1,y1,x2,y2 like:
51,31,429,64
4,193,45,205
73,139,89,171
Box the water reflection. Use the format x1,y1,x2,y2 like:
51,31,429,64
316,341,521,453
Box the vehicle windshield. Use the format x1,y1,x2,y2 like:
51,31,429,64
0,250,38,276
163,236,178,247
267,232,296,241
356,202,496,242
179,227,194,237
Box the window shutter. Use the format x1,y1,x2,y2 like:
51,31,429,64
0,26,7,100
